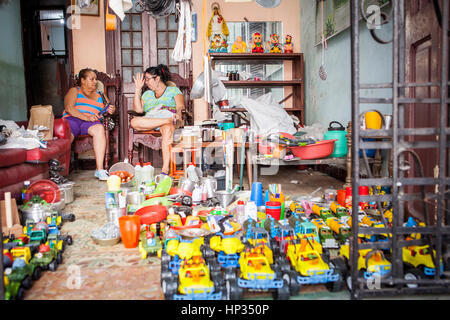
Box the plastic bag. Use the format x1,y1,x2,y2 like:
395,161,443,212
240,93,297,135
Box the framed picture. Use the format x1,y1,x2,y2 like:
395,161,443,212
72,0,100,16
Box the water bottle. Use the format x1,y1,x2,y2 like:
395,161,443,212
21,181,32,204
235,200,246,225
134,162,143,190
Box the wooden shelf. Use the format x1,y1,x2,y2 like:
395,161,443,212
221,80,303,87
210,52,305,125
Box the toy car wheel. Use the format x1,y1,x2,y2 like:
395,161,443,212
160,249,171,265
22,275,33,290
161,276,177,300
209,261,221,274
284,270,301,296
273,279,290,300
181,196,192,207
65,235,73,246
15,286,25,300
68,214,76,222
49,260,58,272
32,267,42,280
225,279,242,300
224,268,237,282
57,252,63,265
404,267,424,289
161,269,175,285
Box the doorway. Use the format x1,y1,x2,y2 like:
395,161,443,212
21,0,72,118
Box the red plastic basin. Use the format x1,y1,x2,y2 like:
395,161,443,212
135,205,167,225
289,139,337,160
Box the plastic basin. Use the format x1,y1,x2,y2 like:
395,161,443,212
135,205,167,225
289,139,337,160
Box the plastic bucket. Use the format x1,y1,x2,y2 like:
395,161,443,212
118,215,141,248
337,189,346,206
265,201,281,220
359,138,376,157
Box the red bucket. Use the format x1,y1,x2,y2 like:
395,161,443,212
265,201,281,221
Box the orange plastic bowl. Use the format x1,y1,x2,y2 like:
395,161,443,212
290,139,337,160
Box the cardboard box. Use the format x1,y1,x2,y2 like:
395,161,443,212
28,105,54,140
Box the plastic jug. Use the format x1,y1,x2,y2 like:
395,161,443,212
186,163,200,182
244,201,258,221
323,121,348,158
134,162,143,188
235,200,246,224
142,162,154,183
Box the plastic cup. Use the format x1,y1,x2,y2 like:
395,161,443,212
345,187,352,208
337,189,346,206
359,185,369,209
365,111,383,129
118,215,141,248
250,182,264,207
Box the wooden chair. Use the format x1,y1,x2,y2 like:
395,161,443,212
68,70,121,170
127,72,193,165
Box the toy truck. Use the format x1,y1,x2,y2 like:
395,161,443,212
329,201,350,224
310,218,340,249
46,211,62,229
139,225,163,259
209,233,245,268
312,204,334,221
30,243,60,272
226,245,290,300
326,217,352,243
339,243,392,290
402,244,444,288
162,255,224,300
284,238,344,294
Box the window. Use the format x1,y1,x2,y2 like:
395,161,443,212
120,4,143,83
38,9,67,57
156,14,179,74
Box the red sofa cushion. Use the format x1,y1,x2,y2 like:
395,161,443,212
0,162,48,189
0,148,27,168
25,139,70,163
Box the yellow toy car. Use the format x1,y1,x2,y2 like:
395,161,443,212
402,244,444,288
209,234,245,268
162,255,223,300
339,244,392,290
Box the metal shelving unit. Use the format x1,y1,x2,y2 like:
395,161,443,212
350,0,450,299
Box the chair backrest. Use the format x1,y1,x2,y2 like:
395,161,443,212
169,72,193,124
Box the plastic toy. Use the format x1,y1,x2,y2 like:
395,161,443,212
284,238,344,293
283,35,293,53
231,36,247,53
312,204,334,221
30,243,61,272
251,32,265,53
139,224,163,259
402,244,444,287
329,201,350,223
269,33,282,53
339,244,392,290
310,218,339,249
228,245,290,300
325,217,351,243
163,255,224,300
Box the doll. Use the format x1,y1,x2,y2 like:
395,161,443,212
232,36,248,53
283,35,294,53
251,32,265,53
269,33,282,53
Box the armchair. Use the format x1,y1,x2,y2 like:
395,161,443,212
68,70,121,170
127,72,193,165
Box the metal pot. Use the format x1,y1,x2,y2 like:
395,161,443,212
202,177,217,199
178,177,196,193
127,192,145,205
59,182,75,204
215,190,235,208
19,202,51,225
106,207,126,227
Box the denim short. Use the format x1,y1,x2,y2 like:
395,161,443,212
65,116,101,137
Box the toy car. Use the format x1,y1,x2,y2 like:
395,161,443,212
226,245,290,300
310,218,339,249
339,243,392,290
30,243,61,272
402,244,444,288
139,225,163,259
209,233,245,268
162,255,224,300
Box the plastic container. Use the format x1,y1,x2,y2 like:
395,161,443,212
235,200,246,224
290,139,337,160
244,201,258,221
265,201,281,220
359,138,376,157
250,182,264,207
118,215,141,248
186,163,200,182
134,162,143,189
323,121,348,158
142,162,154,184
268,192,285,219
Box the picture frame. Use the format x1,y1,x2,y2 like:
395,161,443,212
71,0,100,16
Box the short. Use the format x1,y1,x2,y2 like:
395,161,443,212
65,116,101,137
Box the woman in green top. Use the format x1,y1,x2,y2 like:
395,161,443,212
131,64,185,175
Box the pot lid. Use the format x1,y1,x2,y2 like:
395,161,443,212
255,0,282,8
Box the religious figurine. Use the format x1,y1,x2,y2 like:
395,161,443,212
232,36,247,53
207,3,229,53
283,34,294,53
269,33,282,53
251,32,265,53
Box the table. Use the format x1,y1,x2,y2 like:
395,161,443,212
170,140,253,187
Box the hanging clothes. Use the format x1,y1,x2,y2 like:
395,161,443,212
108,0,133,21
172,0,192,62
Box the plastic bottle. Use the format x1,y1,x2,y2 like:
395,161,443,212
244,201,257,221
235,200,246,224
142,162,154,184
21,181,32,204
146,162,155,183
186,163,200,182
134,162,143,190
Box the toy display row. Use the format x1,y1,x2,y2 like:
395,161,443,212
209,33,294,54
2,200,74,300
137,197,443,299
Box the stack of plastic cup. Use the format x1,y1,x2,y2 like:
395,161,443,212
250,182,264,207
265,201,282,220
